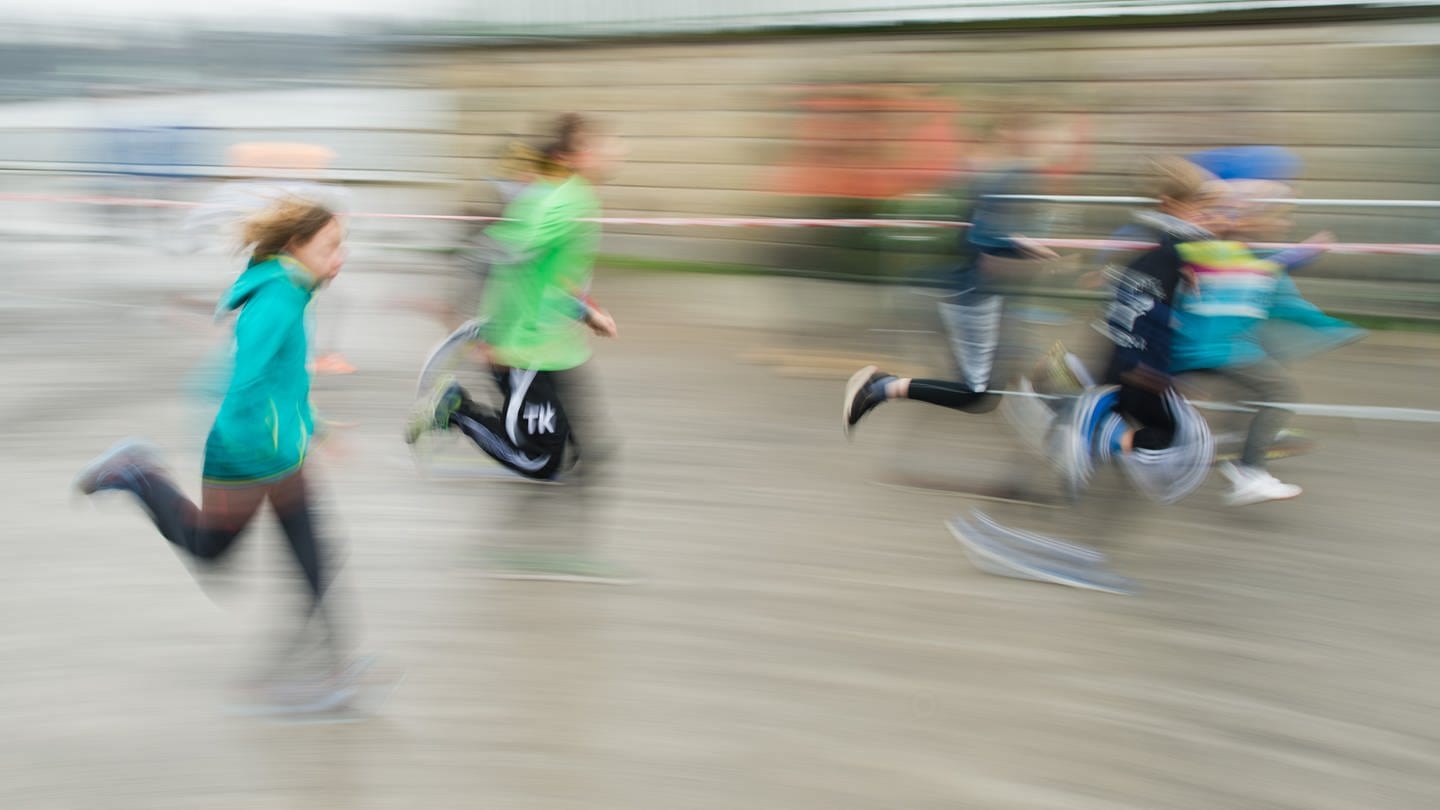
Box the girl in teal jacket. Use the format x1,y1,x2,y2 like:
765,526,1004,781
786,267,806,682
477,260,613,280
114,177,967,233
76,198,353,707
1170,235,1364,505
203,251,320,484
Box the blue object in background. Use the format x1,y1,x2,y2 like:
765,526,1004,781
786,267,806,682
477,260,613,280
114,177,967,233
1186,146,1300,183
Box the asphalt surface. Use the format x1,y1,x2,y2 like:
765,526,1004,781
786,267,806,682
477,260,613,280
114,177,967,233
4,241,1440,809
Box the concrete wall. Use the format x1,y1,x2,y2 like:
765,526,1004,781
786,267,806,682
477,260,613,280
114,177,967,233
429,18,1440,304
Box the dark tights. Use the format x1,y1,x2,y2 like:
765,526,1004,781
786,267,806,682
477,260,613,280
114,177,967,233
905,379,1000,414
128,469,329,606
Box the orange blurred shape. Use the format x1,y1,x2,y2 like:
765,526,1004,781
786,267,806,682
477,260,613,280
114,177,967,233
227,142,336,173
773,85,961,199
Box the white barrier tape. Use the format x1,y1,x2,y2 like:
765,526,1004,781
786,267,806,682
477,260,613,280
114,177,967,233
992,388,1440,424
2,192,1439,254
1184,399,1440,423
1036,237,1440,256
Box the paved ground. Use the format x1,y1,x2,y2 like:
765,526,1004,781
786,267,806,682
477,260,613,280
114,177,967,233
4,242,1440,809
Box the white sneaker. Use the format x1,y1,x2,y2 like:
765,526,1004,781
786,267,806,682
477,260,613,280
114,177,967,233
1222,464,1302,506
1217,461,1246,486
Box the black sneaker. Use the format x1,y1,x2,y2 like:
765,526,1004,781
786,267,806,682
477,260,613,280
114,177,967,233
842,365,894,437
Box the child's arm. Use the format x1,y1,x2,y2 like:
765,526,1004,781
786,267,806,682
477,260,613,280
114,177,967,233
1101,244,1183,388
1263,231,1334,274
565,291,617,337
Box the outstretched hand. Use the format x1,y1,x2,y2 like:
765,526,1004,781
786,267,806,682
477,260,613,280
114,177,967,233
1012,235,1061,261
587,308,618,338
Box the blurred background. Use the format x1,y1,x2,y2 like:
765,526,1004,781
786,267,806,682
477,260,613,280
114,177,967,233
4,2,1440,809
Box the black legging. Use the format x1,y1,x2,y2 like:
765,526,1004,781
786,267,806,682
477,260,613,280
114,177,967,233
448,367,581,481
906,379,1001,414
128,469,328,604
1117,386,1175,451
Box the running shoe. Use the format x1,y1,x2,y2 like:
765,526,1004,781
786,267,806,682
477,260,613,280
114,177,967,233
1219,462,1302,506
1030,341,1088,397
230,670,361,717
404,376,465,445
74,438,162,495
842,365,894,437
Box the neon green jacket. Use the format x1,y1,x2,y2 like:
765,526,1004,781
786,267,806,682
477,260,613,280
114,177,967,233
482,175,600,371
203,255,318,485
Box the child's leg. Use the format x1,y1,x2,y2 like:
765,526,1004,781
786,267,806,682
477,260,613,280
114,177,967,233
268,470,346,666
450,369,569,480
844,372,998,432
1225,361,1297,469
904,379,999,414
937,292,1002,393
128,471,265,563
446,370,510,445
895,284,1009,413
844,286,1006,431
551,364,617,473
1117,387,1176,451
547,366,619,553
269,472,328,604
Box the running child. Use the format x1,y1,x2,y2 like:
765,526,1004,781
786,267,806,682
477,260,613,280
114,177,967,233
405,115,625,580
1055,157,1226,505
843,111,1064,434
75,198,360,710
1167,165,1364,505
406,115,618,478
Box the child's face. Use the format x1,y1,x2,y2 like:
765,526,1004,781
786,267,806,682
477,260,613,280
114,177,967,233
1198,202,1239,236
1222,180,1296,240
289,218,346,284
570,135,626,182
1231,205,1295,240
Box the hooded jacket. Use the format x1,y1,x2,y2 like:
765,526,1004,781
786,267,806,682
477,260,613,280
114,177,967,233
1169,242,1364,372
1098,212,1215,386
481,174,600,371
202,254,318,484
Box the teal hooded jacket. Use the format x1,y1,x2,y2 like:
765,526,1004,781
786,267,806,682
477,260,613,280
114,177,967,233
202,254,318,485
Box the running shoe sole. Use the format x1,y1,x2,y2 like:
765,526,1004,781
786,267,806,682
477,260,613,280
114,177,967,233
842,364,879,439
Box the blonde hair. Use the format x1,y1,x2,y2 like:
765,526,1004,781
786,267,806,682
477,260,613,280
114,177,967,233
497,140,542,180
240,197,335,262
1145,157,1218,204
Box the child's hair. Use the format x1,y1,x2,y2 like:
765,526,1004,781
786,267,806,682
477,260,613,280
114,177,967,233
529,113,601,178
1145,156,1217,204
541,113,592,163
241,197,336,261
497,139,543,180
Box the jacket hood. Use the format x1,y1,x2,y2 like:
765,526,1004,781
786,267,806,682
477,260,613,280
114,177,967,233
217,255,314,314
